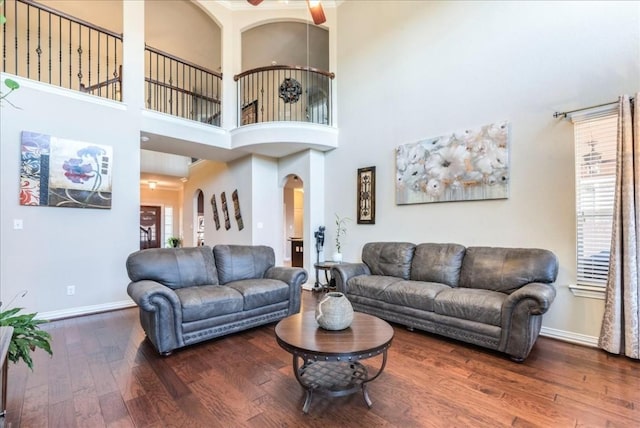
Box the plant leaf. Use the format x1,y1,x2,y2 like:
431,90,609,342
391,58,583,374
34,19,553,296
4,78,20,90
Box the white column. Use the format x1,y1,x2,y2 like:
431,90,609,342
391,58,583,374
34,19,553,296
122,0,145,112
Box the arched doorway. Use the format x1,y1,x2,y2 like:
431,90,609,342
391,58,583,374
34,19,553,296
195,189,205,246
283,174,304,267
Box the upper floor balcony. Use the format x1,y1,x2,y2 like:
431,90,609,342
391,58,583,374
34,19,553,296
1,0,338,160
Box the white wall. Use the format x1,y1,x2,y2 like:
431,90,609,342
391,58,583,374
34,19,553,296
250,156,281,255
181,158,253,248
330,1,640,341
0,79,139,317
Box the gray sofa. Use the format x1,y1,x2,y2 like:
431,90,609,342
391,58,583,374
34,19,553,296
332,242,558,361
126,244,307,355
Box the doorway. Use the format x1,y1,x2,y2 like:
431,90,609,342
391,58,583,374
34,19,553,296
283,175,304,267
195,189,205,246
140,205,161,249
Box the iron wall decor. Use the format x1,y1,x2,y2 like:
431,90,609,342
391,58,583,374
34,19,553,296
396,121,510,204
279,77,302,104
232,189,244,230
210,194,221,230
357,166,376,224
19,131,113,209
220,192,231,230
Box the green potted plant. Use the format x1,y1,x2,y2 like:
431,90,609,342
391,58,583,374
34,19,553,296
0,300,52,371
167,236,182,248
333,214,351,262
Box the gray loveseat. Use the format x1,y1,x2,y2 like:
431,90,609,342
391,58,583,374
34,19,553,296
332,242,558,361
126,244,307,355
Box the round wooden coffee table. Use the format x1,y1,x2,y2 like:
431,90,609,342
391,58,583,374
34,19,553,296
275,311,394,414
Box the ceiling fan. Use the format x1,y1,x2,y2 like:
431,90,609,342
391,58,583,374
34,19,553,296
247,0,326,25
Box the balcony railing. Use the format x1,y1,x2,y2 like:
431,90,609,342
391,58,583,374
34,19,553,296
234,65,334,127
145,45,222,126
2,0,123,101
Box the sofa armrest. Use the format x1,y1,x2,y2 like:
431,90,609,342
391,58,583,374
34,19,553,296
127,280,184,354
265,266,307,315
332,263,371,294
127,280,182,313
502,282,557,316
500,282,557,360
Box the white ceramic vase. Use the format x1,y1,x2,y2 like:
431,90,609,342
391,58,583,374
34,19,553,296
315,292,354,330
332,252,343,263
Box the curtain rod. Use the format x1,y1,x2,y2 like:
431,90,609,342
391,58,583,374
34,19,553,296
553,97,634,119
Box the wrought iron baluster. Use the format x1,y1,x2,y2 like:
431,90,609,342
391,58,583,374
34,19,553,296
48,12,51,84
3,0,8,72
87,29,91,90
181,62,185,120
36,8,42,81
77,24,83,90
96,32,100,97
26,5,30,78
58,15,61,86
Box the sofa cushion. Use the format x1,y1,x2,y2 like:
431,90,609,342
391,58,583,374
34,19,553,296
433,289,505,326
126,246,218,290
459,247,559,293
347,275,403,299
227,279,290,310
175,285,243,322
214,245,275,285
383,280,450,312
410,243,466,287
362,242,416,279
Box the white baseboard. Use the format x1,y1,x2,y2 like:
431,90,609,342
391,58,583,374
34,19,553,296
37,300,137,321
301,282,314,291
35,299,600,350
540,326,599,347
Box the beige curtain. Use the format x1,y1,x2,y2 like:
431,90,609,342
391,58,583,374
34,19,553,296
598,93,640,359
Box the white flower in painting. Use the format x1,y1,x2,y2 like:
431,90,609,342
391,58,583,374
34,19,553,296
398,163,426,191
473,141,508,175
426,178,444,197
489,170,509,185
425,144,469,181
397,143,427,172
423,136,450,153
485,122,509,146
453,129,480,146
464,170,484,182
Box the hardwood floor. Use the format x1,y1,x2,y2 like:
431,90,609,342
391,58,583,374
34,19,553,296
3,291,639,427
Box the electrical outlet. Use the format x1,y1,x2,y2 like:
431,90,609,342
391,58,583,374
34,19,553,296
67,285,75,296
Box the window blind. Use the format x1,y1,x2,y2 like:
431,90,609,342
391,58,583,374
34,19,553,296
573,111,618,288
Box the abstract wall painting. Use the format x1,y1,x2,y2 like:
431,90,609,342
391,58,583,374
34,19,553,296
396,121,510,205
20,131,113,209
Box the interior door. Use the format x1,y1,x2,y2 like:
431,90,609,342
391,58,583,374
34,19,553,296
140,205,161,249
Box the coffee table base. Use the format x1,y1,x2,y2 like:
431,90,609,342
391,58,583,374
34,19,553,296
293,352,387,414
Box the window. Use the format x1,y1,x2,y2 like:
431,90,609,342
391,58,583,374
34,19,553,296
572,109,618,297
164,206,174,247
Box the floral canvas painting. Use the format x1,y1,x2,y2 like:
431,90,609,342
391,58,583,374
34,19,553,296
20,131,113,209
396,121,510,204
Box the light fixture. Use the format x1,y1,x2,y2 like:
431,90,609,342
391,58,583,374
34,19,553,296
148,181,157,190
247,0,326,26
306,0,326,25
